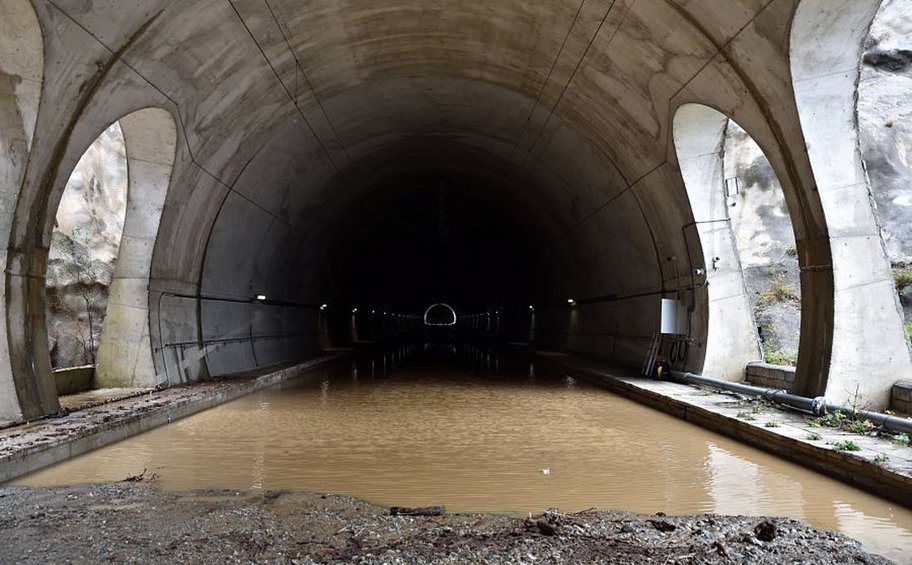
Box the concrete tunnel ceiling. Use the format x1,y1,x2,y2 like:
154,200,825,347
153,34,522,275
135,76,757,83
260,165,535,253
186,0,679,354
11,0,912,419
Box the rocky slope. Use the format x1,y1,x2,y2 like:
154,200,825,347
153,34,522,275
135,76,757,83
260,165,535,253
46,122,126,368
860,0,912,329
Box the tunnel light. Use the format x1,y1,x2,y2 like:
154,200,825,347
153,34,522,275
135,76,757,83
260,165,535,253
320,304,328,310
255,294,267,301
567,298,576,305
352,308,358,314
371,310,376,314
529,305,535,311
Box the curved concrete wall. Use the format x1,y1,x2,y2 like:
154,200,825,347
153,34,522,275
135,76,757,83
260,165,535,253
0,0,908,418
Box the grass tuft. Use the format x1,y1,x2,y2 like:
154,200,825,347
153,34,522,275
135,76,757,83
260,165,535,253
832,440,861,452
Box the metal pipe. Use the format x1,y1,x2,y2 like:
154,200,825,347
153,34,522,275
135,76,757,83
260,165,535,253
670,370,912,435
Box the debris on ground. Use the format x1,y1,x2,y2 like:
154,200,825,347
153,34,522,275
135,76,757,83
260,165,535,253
0,484,892,564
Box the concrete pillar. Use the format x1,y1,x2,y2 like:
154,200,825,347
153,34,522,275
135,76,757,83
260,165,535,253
673,104,762,380
95,108,177,388
0,0,58,420
791,0,912,408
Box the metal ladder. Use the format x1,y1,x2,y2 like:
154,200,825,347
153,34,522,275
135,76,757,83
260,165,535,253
641,333,662,377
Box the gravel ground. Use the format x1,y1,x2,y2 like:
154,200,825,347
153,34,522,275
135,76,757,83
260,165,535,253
0,483,891,564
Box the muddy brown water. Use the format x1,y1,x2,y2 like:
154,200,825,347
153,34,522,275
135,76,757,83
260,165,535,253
13,346,912,561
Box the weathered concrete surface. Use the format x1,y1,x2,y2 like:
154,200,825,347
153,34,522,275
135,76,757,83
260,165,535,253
746,362,796,391
0,353,349,483
536,352,912,508
51,365,93,396
894,380,912,415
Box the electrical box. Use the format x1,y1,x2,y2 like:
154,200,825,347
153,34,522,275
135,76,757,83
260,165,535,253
660,298,687,335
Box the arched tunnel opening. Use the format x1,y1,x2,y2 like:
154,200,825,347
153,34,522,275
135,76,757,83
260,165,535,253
193,117,663,381
5,1,912,561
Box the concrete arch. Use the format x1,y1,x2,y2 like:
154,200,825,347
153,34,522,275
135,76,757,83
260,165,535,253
94,108,177,389
0,0,46,420
672,104,762,380
791,0,912,408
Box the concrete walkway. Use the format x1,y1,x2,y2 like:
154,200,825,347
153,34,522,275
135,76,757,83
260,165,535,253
0,353,350,483
535,351,912,508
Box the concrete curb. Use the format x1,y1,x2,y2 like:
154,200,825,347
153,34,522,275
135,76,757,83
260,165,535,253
0,353,350,483
536,351,912,509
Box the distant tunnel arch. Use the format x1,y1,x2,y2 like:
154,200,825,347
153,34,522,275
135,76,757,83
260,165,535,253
424,303,457,327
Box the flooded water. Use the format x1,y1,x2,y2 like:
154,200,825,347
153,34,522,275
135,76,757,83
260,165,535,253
13,345,912,561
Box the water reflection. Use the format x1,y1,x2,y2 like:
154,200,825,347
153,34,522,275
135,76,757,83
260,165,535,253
13,345,912,562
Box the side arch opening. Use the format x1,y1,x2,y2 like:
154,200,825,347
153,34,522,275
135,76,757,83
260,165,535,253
47,108,177,392
673,104,802,382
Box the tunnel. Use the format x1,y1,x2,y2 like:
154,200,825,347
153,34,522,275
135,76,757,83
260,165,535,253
1,0,911,422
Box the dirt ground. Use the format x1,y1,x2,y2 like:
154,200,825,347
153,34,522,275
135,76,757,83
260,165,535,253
0,483,891,564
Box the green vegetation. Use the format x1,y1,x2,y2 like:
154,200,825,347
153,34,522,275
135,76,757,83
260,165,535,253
764,421,780,428
785,244,798,258
906,324,912,342
893,268,912,291
894,433,910,446
736,411,756,421
810,411,848,429
762,343,798,367
845,419,875,435
805,432,822,441
758,275,799,307
874,454,890,464
831,440,861,452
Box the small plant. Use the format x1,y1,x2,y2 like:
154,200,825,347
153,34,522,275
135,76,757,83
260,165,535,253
762,343,798,367
811,411,847,428
846,419,875,435
832,440,861,452
758,276,799,307
874,454,890,464
893,433,910,446
906,324,912,342
736,411,756,421
764,421,780,428
806,432,822,441
893,268,912,291
785,244,798,258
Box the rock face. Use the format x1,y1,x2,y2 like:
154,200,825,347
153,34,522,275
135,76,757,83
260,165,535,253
45,123,126,369
724,121,802,365
860,0,912,329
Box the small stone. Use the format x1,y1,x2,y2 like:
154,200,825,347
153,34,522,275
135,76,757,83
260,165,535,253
755,520,778,542
536,520,558,536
